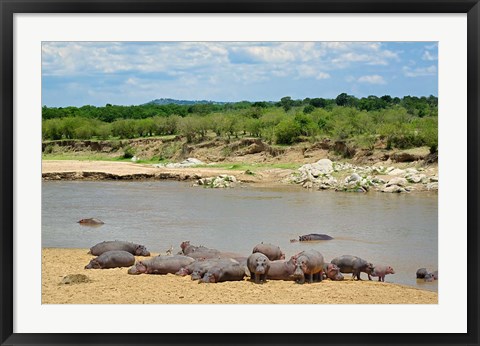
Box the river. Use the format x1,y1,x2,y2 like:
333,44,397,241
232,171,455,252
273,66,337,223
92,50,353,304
42,180,438,292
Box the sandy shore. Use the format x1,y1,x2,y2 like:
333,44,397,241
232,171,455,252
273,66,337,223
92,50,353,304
42,160,292,184
42,248,438,304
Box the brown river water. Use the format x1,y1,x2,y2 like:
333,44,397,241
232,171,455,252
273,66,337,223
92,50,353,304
42,180,438,292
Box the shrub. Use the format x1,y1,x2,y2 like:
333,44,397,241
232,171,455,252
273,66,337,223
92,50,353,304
275,118,301,145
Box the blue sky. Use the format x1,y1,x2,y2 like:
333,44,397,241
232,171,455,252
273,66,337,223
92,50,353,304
42,42,438,107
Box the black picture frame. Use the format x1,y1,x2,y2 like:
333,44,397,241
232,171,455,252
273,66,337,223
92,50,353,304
1,1,479,345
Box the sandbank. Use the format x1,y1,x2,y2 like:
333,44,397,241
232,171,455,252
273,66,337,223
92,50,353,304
42,248,438,304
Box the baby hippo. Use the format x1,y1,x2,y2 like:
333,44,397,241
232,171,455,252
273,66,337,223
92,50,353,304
247,253,270,284
371,265,395,282
85,250,135,269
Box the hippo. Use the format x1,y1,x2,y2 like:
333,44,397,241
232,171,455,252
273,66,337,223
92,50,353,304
89,240,150,256
424,273,435,282
371,265,395,282
78,218,104,225
252,242,285,261
292,249,325,284
322,262,344,281
179,241,243,260
180,241,217,255
331,255,373,281
127,255,195,275
199,263,247,283
290,233,334,242
176,258,240,280
266,258,303,281
85,250,135,269
432,270,438,280
247,253,270,284
416,268,428,279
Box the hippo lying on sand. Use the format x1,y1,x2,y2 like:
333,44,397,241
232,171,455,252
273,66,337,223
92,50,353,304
89,240,150,257
252,243,285,261
290,234,333,242
292,249,325,284
323,263,344,281
180,241,242,260
247,253,270,284
176,258,240,280
266,258,303,281
78,218,104,225
371,265,395,282
331,255,373,281
128,255,195,275
85,250,135,269
199,263,246,283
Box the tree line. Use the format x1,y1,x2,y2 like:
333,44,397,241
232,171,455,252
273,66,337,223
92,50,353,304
42,94,438,152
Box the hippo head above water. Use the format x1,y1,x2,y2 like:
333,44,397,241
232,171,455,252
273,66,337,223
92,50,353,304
127,261,147,275
135,245,150,256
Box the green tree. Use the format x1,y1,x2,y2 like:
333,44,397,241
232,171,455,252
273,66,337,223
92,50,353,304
275,118,301,144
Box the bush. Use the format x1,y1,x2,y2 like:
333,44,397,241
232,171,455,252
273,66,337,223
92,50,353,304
275,118,301,145
122,146,135,159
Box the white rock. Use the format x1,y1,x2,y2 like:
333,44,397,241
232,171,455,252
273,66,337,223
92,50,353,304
387,177,408,187
427,182,438,190
388,168,406,176
382,185,406,193
315,159,333,173
346,173,361,183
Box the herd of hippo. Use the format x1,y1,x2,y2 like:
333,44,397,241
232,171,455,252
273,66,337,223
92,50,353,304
82,239,436,285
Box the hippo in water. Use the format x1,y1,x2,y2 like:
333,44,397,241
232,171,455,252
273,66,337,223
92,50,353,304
199,263,247,283
322,263,344,281
252,243,285,261
331,255,373,281
292,249,325,284
85,250,135,269
423,273,435,282
247,253,270,284
371,265,395,282
416,268,437,281
128,255,195,275
290,233,333,242
89,240,150,257
266,258,303,281
416,268,428,279
78,218,104,225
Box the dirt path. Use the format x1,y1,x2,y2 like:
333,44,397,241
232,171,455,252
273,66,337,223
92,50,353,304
43,248,438,304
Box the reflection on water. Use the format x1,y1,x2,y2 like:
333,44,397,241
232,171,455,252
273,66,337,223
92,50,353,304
42,180,438,292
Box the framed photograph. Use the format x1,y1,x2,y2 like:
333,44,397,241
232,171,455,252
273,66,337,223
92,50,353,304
1,0,479,345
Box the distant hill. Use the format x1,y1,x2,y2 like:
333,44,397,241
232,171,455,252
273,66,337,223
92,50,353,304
144,98,228,106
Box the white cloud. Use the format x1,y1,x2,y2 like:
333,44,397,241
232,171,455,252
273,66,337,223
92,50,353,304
403,65,437,77
357,75,386,84
316,72,331,80
422,51,437,61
